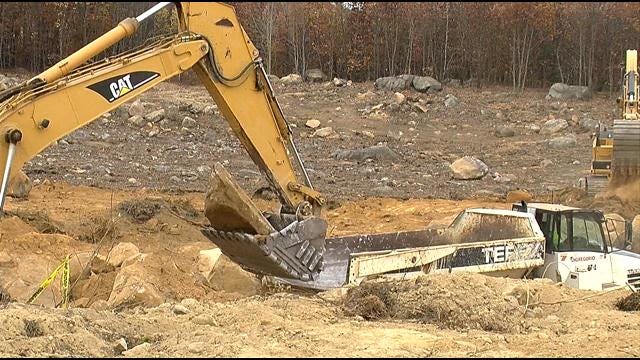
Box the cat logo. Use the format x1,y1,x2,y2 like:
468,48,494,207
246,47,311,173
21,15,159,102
87,71,160,103
110,74,134,100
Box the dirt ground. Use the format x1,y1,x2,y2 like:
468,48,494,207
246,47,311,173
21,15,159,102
1,74,639,357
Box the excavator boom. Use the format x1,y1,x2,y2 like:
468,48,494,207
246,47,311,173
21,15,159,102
0,2,327,281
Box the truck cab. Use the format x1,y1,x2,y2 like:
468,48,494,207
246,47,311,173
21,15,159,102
513,202,640,291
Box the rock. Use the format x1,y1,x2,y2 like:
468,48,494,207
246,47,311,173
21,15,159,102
305,68,327,82
357,91,375,100
387,130,403,140
579,118,600,132
333,78,347,87
128,115,145,127
495,126,515,138
280,73,303,84
128,100,145,117
540,119,569,135
313,127,334,138
108,263,163,309
173,304,190,315
107,242,141,267
361,130,375,138
305,119,321,129
267,74,280,83
506,190,532,203
123,342,152,357
89,299,109,311
450,156,489,180
541,159,554,167
7,170,32,199
182,116,197,129
393,92,406,105
547,134,577,149
91,255,114,274
114,338,128,353
170,176,181,183
412,76,442,93
334,145,400,162
144,109,165,123
192,314,217,326
203,105,217,115
546,83,592,100
444,94,459,107
374,75,413,91
413,103,428,113
525,124,541,133
197,248,261,296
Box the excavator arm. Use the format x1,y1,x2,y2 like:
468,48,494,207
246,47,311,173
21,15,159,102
0,2,327,281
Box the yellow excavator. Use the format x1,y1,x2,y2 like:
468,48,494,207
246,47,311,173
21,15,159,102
0,2,327,282
583,49,640,194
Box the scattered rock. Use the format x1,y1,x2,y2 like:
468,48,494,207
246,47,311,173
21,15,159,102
123,342,152,357
495,126,515,138
546,83,592,100
357,91,376,100
450,156,489,180
305,68,327,82
547,134,577,149
197,249,261,296
540,119,568,135
7,170,32,199
145,109,165,123
333,78,347,87
525,124,541,133
203,105,217,115
182,116,197,129
305,119,321,129
267,74,280,83
334,145,400,162
128,115,145,127
313,127,335,138
412,76,442,93
128,100,145,117
393,92,406,105
444,94,460,107
172,304,190,315
107,242,141,267
541,159,553,167
280,74,303,84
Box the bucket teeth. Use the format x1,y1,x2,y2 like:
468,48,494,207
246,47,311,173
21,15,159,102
201,217,326,281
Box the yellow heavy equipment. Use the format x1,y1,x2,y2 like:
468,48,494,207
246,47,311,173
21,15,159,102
0,2,326,281
583,49,640,194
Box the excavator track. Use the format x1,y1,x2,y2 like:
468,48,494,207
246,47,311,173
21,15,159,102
611,119,640,185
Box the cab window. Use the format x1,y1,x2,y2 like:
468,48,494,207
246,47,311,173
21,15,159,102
573,214,605,252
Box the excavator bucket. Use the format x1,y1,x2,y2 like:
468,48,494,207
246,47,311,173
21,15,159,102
611,119,640,185
200,163,326,281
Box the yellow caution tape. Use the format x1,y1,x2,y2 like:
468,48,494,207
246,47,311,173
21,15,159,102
27,255,71,308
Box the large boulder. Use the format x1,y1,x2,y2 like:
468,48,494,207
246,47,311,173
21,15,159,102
540,119,569,135
334,145,400,162
267,74,280,84
546,83,592,100
578,118,600,133
107,262,163,309
107,242,141,267
305,68,327,83
197,248,261,296
280,73,303,85
374,75,415,91
450,156,489,180
412,76,442,93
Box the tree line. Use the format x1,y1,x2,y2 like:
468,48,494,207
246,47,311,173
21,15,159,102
1,2,639,91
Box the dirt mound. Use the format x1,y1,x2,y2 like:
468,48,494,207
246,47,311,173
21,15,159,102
342,273,525,333
616,292,640,311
